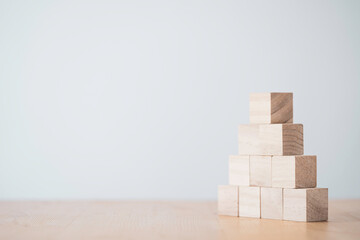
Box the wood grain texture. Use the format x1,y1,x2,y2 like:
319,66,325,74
229,155,250,186
249,93,293,124
238,124,303,155
0,200,359,240
218,185,238,216
295,156,316,188
272,155,316,188
239,186,260,218
271,93,293,123
261,187,283,220
283,188,328,222
250,156,271,187
306,188,328,222
282,124,303,155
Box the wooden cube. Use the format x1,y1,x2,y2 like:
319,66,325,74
229,155,250,186
250,156,271,187
250,93,293,124
218,185,238,216
238,124,303,155
272,155,316,188
261,187,283,220
239,186,260,218
283,188,328,222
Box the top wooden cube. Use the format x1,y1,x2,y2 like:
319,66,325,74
250,93,293,124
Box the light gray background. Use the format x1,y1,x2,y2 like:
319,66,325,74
0,0,359,200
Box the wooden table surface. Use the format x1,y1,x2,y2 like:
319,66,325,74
0,199,359,240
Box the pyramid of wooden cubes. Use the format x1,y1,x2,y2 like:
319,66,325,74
218,93,328,222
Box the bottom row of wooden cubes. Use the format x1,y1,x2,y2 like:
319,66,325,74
218,185,328,222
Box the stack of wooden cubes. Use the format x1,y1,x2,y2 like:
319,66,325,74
218,93,328,222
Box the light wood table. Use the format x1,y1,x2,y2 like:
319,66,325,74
0,200,359,239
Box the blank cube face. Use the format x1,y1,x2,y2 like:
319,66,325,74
261,187,283,220
249,93,293,124
272,156,316,188
258,124,283,154
239,186,260,218
283,189,306,221
229,156,250,186
238,124,303,155
218,185,238,216
238,124,261,155
272,156,295,188
250,156,271,187
250,93,271,124
283,188,328,222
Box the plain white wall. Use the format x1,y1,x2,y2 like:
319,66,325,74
0,0,359,200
